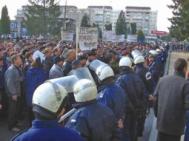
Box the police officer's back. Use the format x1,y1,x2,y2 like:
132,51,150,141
66,79,120,141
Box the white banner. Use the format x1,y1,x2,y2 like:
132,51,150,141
79,27,98,51
127,35,137,43
103,31,125,42
61,32,74,41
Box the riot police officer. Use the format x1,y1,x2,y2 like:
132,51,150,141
65,79,121,141
11,82,84,141
148,50,162,86
133,55,155,139
89,60,126,140
116,56,146,141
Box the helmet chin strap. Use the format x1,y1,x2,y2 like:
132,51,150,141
45,81,62,102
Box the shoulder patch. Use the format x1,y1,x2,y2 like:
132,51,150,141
146,72,152,80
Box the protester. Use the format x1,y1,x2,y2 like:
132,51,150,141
5,54,23,132
49,56,64,79
25,57,48,126
62,49,76,75
43,48,53,74
154,58,189,141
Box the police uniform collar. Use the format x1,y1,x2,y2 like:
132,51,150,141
120,66,133,74
31,119,61,129
98,81,114,92
73,100,97,108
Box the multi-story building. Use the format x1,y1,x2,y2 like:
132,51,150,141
59,5,79,32
150,11,158,34
88,6,113,30
112,10,121,33
125,6,157,35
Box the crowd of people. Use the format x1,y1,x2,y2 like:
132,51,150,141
0,38,188,141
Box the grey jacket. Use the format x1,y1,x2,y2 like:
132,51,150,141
49,64,64,79
5,65,23,97
154,74,189,135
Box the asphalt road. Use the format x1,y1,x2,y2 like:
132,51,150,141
0,118,17,141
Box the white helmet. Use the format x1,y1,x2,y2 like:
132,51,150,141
32,82,68,116
96,65,114,81
119,57,132,68
156,48,161,53
134,56,145,64
149,50,158,56
89,59,114,82
74,79,97,103
131,50,142,60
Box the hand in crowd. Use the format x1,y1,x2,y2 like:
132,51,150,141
117,119,124,129
12,95,18,101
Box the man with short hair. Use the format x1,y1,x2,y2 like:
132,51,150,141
49,56,64,79
154,58,189,141
62,49,76,76
5,54,23,132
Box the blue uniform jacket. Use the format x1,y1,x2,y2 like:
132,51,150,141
25,67,48,107
97,82,126,121
65,101,121,141
135,64,155,95
116,67,146,113
11,120,84,141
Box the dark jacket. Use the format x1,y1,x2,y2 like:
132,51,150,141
97,82,126,121
62,60,72,76
43,57,53,74
116,67,146,114
65,101,120,141
154,73,189,135
25,67,48,107
0,64,7,89
148,59,162,85
135,64,155,96
11,120,84,141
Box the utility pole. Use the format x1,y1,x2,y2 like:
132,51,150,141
63,0,67,30
43,0,47,38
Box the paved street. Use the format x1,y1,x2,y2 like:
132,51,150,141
0,118,17,141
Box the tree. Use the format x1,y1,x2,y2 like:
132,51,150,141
80,14,91,27
105,23,112,31
0,6,10,35
116,11,127,37
137,30,145,43
168,0,189,41
24,0,62,36
131,23,137,34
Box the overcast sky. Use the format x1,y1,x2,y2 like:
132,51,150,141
0,0,173,31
